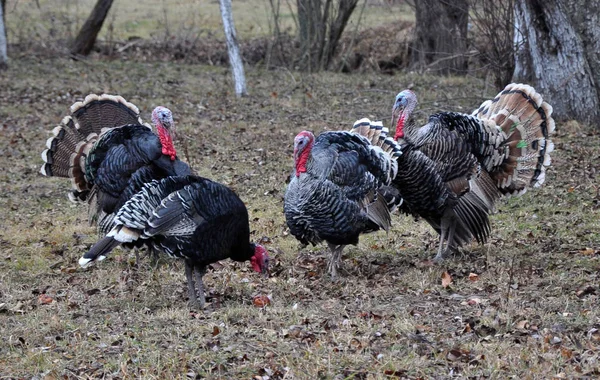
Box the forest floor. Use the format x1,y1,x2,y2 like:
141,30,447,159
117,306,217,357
1,58,600,379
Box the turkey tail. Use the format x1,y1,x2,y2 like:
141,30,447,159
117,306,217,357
69,94,146,136
79,225,141,267
472,83,555,196
351,118,403,159
41,94,146,202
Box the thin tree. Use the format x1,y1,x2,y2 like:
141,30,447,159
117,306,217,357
0,0,7,70
513,0,600,124
219,0,247,97
70,0,114,56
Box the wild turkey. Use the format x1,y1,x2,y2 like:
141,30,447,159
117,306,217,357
390,83,555,260
40,94,191,235
284,119,403,279
79,175,270,309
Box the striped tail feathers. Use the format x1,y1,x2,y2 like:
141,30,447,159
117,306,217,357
78,225,140,268
70,94,145,136
351,118,403,158
41,94,148,202
41,117,99,202
351,118,403,184
472,83,556,195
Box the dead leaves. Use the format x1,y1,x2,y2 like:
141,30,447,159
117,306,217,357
441,271,452,288
576,286,596,298
446,347,485,365
38,294,53,305
252,295,272,308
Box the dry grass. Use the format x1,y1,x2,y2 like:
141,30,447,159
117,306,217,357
5,0,413,42
1,57,600,378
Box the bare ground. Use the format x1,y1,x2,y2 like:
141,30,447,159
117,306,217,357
1,58,600,379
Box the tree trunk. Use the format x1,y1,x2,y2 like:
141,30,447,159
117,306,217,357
0,0,7,70
296,0,359,71
219,0,247,97
411,0,469,75
0,0,5,25
513,0,600,124
70,0,114,56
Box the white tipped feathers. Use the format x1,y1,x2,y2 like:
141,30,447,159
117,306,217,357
471,83,556,194
78,257,93,267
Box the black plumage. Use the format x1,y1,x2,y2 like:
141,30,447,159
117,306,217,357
40,94,191,235
390,83,556,260
80,175,269,309
284,119,402,279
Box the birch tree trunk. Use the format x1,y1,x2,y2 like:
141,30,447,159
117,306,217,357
70,0,114,56
219,0,247,97
0,0,7,70
513,0,600,124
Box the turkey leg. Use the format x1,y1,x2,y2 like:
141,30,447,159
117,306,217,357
327,243,345,280
434,227,448,262
184,261,200,309
194,265,207,309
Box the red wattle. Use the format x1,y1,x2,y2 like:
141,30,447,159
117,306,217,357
295,149,309,177
158,127,177,160
394,115,405,140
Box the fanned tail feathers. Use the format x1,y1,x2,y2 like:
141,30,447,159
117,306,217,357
351,118,403,184
349,119,405,230
40,94,146,202
351,118,403,159
472,83,556,196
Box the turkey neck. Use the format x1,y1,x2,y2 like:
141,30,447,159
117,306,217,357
294,143,313,177
157,125,177,160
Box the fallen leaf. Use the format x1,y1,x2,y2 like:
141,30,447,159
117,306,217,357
447,349,464,361
441,271,452,288
468,273,479,281
576,286,596,298
38,294,53,305
580,248,597,255
212,326,220,336
467,297,482,306
515,320,529,330
253,295,271,308
561,347,573,359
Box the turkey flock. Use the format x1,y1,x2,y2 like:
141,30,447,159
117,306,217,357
41,83,555,309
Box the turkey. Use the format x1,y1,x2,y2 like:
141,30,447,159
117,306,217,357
389,83,555,260
79,175,270,309
40,94,191,236
284,119,403,279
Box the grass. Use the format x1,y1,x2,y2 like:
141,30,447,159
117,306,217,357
1,56,600,378
5,0,413,43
